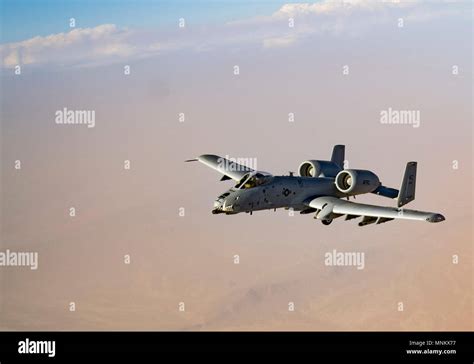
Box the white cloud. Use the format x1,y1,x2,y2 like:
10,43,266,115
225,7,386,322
0,24,159,68
263,34,298,49
273,0,420,18
262,0,468,47
0,1,469,68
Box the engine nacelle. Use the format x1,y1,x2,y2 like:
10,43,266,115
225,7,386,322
298,160,341,178
335,169,380,195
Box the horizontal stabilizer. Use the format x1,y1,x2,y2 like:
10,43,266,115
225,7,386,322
372,185,399,199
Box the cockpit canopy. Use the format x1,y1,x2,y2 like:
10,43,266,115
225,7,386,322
234,172,273,189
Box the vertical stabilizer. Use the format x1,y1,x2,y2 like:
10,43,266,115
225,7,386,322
331,145,345,169
398,162,417,207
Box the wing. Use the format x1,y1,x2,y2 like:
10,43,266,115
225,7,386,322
306,196,445,226
186,154,254,181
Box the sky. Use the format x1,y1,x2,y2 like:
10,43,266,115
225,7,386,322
0,0,472,331
1,0,303,43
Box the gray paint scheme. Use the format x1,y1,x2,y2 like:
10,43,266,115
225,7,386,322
187,145,445,226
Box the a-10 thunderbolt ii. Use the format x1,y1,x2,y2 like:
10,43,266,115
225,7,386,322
186,145,445,226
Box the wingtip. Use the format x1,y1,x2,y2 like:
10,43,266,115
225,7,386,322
427,214,445,223
184,158,198,162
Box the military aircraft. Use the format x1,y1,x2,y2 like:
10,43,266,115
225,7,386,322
186,145,445,226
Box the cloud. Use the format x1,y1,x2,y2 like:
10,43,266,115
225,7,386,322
272,0,420,18
0,24,159,68
259,0,469,47
0,1,469,68
263,34,298,49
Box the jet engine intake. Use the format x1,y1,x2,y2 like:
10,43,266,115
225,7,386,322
298,160,341,178
335,169,380,195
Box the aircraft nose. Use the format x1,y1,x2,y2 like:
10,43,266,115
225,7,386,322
427,214,445,223
212,196,224,214
212,196,235,214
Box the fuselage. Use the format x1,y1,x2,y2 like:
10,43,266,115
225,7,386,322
212,176,345,214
